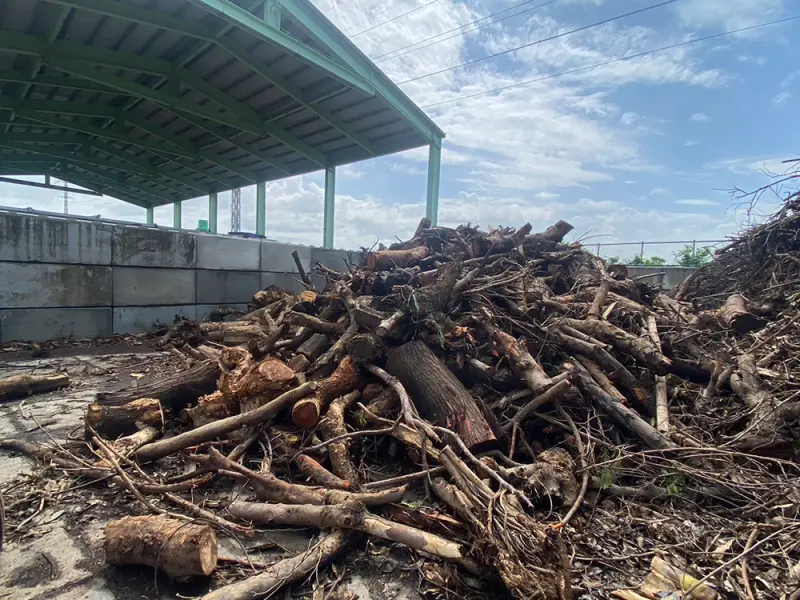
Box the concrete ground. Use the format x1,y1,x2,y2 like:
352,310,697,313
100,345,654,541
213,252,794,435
0,351,425,600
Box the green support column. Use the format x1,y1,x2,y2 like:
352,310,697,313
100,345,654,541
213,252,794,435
256,182,266,236
173,201,182,229
146,207,154,224
426,139,442,226
323,166,335,249
208,192,218,233
263,0,281,27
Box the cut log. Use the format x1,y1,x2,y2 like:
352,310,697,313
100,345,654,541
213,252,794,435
346,333,385,364
86,397,164,438
319,390,361,486
719,294,764,335
135,382,316,463
104,515,217,577
385,341,496,451
289,311,345,334
292,356,361,428
568,360,675,450
228,500,478,574
0,372,69,402
231,358,295,400
199,531,349,600
368,245,429,270
96,361,220,411
483,323,553,393
297,333,331,361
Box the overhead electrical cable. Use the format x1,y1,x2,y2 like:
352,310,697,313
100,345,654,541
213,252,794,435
419,15,800,108
350,0,444,38
396,0,680,84
371,0,560,63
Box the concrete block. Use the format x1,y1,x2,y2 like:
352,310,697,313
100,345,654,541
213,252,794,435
311,248,352,272
196,270,261,304
197,235,260,270
113,267,195,306
113,305,197,334
0,212,112,265
0,308,112,342
0,263,112,308
261,272,306,294
196,303,249,321
260,241,311,273
112,225,196,268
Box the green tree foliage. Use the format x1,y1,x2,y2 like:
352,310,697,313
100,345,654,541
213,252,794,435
673,245,713,267
627,255,667,266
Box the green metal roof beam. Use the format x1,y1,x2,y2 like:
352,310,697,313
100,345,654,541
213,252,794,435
43,0,377,155
0,175,103,196
0,132,210,194
47,58,328,166
42,0,375,95
0,141,187,196
279,0,445,144
0,70,131,94
0,145,178,203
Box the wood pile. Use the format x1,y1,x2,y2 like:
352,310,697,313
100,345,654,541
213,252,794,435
4,211,800,599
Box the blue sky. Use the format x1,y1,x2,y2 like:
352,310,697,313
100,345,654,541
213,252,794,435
0,0,798,253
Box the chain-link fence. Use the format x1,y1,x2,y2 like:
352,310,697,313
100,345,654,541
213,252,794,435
588,240,727,267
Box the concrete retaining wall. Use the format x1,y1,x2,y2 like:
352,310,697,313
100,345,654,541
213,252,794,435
626,266,697,290
0,210,352,342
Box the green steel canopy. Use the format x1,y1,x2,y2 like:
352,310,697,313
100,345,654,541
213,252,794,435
0,0,445,210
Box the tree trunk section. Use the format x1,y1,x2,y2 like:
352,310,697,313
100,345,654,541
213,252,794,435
0,373,69,402
368,246,429,270
346,333,385,364
297,333,331,361
86,398,164,438
292,357,360,428
96,361,220,412
719,294,764,335
104,515,217,577
199,531,349,600
385,341,496,451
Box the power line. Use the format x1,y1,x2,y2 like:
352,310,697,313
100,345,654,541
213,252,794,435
350,0,443,38
372,0,559,63
397,0,680,84
420,15,800,109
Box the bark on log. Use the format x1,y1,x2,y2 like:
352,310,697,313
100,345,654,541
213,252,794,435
199,531,349,600
565,318,672,375
346,333,385,364
86,398,164,438
319,390,361,486
135,382,316,462
228,501,479,574
289,311,344,334
297,333,331,361
112,425,161,455
385,341,496,451
231,359,295,400
368,245,429,270
569,360,675,450
292,356,360,428
0,372,69,402
104,515,217,577
483,323,553,393
96,361,220,411
503,378,572,432
206,447,405,506
719,294,764,335
294,455,350,490
573,356,626,405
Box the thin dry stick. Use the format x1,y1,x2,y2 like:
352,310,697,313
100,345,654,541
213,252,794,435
741,527,759,600
300,413,402,454
91,435,163,515
553,400,589,527
363,467,446,490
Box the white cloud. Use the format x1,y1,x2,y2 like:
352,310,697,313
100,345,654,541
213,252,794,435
535,191,560,200
773,92,793,107
685,140,698,146
620,112,639,126
674,0,786,32
689,112,709,122
649,187,670,196
674,198,721,206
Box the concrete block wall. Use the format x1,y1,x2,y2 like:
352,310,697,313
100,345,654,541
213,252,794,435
0,210,352,342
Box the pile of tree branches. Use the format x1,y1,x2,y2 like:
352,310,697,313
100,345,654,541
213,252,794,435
3,213,800,599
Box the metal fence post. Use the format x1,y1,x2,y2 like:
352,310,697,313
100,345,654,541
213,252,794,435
692,240,696,260
640,241,645,261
